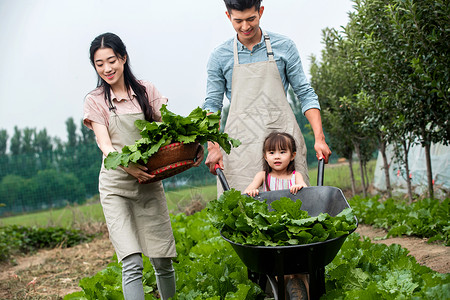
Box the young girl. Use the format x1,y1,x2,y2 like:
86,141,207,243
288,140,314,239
244,132,308,197
83,33,202,300
245,131,310,298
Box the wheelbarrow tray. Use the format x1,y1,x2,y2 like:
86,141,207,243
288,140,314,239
220,186,357,276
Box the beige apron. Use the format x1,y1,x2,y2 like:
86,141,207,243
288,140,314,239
99,112,176,261
219,31,309,195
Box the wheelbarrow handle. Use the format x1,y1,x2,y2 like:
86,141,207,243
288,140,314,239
317,158,325,186
215,164,231,191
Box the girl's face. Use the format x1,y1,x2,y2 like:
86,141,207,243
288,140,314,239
264,147,296,173
93,48,126,88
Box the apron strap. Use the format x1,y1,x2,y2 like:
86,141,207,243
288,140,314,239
262,30,275,61
233,37,240,65
233,30,275,65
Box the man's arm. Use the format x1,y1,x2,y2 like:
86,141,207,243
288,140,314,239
304,108,331,163
285,39,331,163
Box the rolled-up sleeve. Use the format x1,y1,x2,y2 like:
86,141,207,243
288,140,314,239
83,95,108,130
203,52,226,113
286,41,320,114
144,82,168,122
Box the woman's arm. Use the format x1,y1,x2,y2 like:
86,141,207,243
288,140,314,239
91,122,155,183
244,171,265,197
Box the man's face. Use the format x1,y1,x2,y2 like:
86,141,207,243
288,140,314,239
226,6,264,46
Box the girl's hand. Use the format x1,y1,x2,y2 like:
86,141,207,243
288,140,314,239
244,188,259,197
121,163,155,184
290,183,307,195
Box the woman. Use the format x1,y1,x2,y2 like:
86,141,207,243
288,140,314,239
83,32,199,300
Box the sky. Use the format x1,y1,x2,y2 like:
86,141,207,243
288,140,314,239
0,0,354,141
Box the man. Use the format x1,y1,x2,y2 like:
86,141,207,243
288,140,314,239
203,0,331,193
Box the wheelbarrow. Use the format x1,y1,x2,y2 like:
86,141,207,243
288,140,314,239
215,159,358,300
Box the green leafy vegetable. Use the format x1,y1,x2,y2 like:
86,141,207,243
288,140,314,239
104,105,241,169
207,189,357,246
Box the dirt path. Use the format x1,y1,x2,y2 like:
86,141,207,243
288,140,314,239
356,224,450,273
0,224,448,299
0,234,114,299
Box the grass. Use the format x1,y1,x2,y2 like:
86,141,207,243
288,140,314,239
309,159,376,190
0,160,375,228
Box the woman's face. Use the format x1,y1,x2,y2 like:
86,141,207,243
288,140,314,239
93,48,126,88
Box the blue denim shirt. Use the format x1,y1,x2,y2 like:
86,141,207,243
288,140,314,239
202,30,320,114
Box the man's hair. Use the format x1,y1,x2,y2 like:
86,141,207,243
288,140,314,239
223,0,262,13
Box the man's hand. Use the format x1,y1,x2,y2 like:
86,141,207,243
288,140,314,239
314,139,332,163
205,141,223,175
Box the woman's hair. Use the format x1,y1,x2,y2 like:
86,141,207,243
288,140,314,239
262,132,296,190
89,32,153,122
223,0,262,13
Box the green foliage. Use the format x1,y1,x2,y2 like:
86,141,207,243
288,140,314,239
66,209,449,299
65,210,265,300
311,0,450,199
349,196,450,245
0,170,87,216
324,233,450,299
104,105,241,169
206,189,356,246
0,225,96,263
0,121,101,217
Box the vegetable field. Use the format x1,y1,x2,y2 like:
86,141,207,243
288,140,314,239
1,186,448,299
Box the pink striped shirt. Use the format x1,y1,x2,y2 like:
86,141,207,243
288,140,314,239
263,171,296,191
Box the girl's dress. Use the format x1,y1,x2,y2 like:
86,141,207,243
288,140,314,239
83,81,176,262
263,171,296,191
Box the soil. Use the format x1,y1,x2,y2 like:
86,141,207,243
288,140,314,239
1,218,448,299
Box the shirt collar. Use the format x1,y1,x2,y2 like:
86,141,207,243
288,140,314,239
236,27,265,51
110,87,137,102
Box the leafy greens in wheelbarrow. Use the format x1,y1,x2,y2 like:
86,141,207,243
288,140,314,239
207,189,357,246
104,105,241,169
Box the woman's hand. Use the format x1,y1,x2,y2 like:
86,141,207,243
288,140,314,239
121,163,155,184
193,145,205,167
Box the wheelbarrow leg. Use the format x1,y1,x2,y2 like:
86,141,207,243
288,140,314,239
266,274,285,300
308,267,325,300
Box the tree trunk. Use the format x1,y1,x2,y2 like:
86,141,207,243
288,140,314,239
424,142,434,199
364,161,370,189
348,156,356,196
402,140,413,203
379,141,392,197
354,142,367,197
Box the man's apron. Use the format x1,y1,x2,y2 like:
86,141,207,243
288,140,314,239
219,31,309,195
99,112,176,261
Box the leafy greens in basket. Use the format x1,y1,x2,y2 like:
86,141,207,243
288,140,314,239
207,189,357,246
104,105,241,169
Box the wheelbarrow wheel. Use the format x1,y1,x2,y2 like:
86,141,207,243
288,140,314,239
286,275,308,300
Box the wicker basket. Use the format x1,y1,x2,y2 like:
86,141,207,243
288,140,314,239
144,142,201,183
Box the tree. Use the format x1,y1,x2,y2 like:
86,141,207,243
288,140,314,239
34,128,54,170
288,88,317,165
385,0,450,198
0,130,9,181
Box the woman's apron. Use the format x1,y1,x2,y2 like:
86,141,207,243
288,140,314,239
219,31,309,195
99,112,176,262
